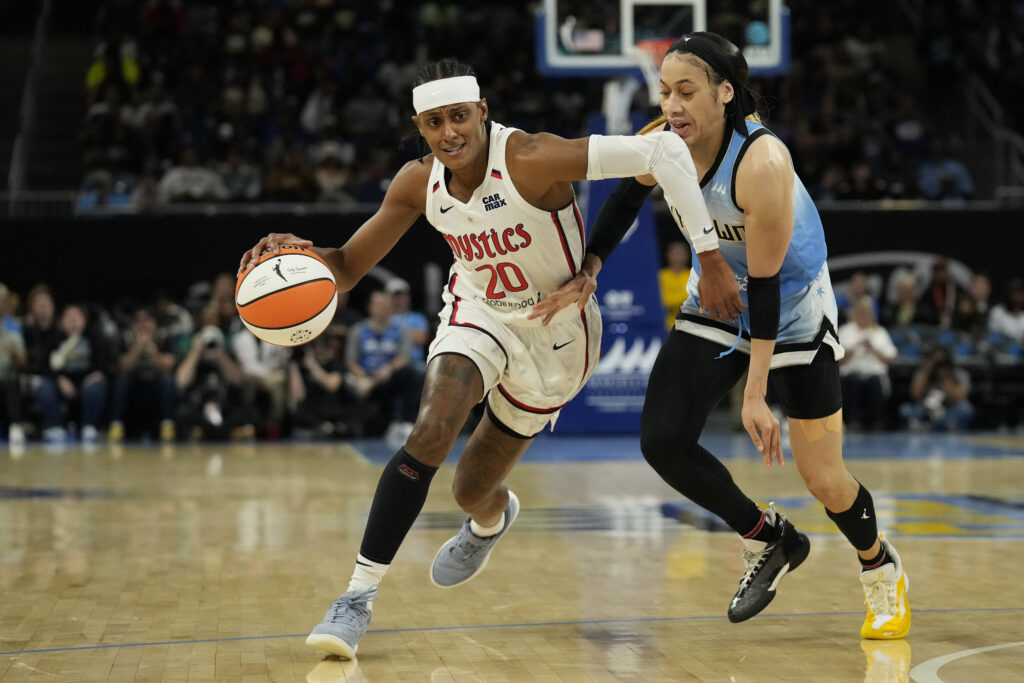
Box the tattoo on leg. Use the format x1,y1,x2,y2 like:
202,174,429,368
407,355,485,462
428,355,484,397
454,415,532,519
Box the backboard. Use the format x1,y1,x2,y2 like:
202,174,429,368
536,0,790,79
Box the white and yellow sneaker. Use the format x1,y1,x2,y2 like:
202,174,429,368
860,536,911,639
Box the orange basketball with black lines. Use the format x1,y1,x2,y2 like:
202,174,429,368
235,245,337,346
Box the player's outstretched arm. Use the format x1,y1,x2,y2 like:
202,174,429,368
237,160,428,291
512,130,743,321
588,139,744,321
508,130,713,250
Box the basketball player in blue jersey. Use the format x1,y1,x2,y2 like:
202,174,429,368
239,57,744,659
531,33,910,640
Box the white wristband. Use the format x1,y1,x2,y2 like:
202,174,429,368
587,133,718,253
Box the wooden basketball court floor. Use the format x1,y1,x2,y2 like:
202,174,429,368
2,431,1023,682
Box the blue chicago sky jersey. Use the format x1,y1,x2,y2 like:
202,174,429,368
671,118,843,365
682,119,827,303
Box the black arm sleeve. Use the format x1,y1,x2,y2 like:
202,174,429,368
746,271,781,340
584,177,656,265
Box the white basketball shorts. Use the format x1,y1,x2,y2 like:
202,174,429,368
428,296,602,437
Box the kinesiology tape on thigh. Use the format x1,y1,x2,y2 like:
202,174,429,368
796,411,843,442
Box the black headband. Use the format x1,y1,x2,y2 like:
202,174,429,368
668,35,756,137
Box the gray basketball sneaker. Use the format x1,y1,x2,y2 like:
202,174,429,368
305,586,378,659
727,503,810,623
430,491,520,588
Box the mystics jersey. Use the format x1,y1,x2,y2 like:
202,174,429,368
424,123,586,327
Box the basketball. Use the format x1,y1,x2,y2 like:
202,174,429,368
235,245,338,346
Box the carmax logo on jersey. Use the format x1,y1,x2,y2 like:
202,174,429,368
593,336,662,375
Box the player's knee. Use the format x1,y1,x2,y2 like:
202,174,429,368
406,414,462,465
803,472,847,508
640,424,698,472
450,478,488,512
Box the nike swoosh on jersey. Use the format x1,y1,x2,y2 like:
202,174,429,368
703,226,715,234
552,339,575,350
440,205,454,213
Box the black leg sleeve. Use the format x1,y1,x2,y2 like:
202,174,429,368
640,330,764,534
359,448,438,564
825,483,880,551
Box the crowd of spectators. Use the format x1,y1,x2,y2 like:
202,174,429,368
72,0,1013,212
916,0,1024,135
76,0,595,212
3,254,1024,449
0,276,428,452
758,0,986,202
653,243,1024,435
832,259,1024,432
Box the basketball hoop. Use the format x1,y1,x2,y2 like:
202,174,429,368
633,38,676,106
601,37,674,134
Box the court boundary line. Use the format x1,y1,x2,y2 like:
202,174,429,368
909,640,1024,682
3,605,1023,657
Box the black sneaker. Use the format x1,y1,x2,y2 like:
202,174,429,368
727,503,810,623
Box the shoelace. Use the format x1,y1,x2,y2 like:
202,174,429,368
449,522,493,562
736,505,783,591
328,588,378,625
737,545,772,590
864,577,895,617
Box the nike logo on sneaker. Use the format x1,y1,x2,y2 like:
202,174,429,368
440,205,453,213
553,339,575,350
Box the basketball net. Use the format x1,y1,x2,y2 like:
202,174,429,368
633,38,675,106
601,38,674,134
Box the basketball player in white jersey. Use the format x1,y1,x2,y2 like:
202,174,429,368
239,57,743,660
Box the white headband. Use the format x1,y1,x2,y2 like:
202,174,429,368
412,76,480,114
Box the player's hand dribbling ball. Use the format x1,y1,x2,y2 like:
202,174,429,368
235,245,337,346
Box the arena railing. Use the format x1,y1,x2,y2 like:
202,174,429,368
965,74,1024,199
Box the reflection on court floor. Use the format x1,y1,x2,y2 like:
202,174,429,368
1,432,1022,681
